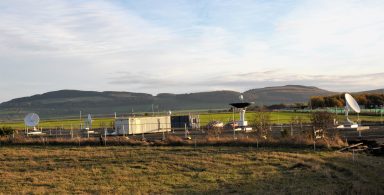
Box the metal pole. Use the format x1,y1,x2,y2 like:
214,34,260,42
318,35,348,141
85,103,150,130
80,111,82,130
232,106,236,139
185,123,187,139
104,129,107,146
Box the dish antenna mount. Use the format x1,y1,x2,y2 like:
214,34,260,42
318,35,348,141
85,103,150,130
84,114,93,130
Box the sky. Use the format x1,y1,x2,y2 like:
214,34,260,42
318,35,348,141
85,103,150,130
0,0,384,102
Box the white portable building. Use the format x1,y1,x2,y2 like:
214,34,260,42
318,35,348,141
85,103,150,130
114,116,171,135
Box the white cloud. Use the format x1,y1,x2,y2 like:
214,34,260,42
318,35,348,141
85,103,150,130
0,0,383,102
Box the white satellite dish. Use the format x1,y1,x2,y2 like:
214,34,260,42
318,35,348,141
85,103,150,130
24,113,40,127
345,93,361,113
84,114,93,130
87,114,92,123
337,93,369,131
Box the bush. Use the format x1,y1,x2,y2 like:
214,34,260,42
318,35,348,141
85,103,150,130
0,127,14,137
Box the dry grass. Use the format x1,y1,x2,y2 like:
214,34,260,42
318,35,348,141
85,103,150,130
0,134,348,149
0,146,383,194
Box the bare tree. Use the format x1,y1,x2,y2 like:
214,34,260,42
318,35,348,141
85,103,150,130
251,111,272,138
310,111,335,138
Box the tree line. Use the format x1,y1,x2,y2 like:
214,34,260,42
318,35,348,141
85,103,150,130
310,93,384,109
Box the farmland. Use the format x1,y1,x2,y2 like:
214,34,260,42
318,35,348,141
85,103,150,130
0,111,383,130
0,146,383,194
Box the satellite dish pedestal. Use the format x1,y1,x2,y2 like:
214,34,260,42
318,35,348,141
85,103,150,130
84,114,95,135
230,95,254,132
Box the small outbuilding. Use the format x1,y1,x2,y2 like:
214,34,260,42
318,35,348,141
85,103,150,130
171,115,200,130
114,116,171,135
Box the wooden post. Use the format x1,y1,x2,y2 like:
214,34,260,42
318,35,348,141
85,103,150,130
257,139,259,149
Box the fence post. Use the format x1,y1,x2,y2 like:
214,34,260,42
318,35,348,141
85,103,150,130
313,126,316,151
185,123,188,139
104,129,107,146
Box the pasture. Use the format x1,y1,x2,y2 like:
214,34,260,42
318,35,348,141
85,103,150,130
0,146,382,194
0,111,382,130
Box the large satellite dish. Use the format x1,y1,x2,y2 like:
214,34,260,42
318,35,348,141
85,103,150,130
24,113,40,127
345,93,361,113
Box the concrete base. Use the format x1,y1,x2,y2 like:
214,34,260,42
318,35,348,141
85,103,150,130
234,127,253,132
337,125,370,131
27,131,46,135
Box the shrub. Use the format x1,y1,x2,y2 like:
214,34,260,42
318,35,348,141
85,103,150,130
0,127,14,137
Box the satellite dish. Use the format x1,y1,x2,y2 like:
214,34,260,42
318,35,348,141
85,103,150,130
345,93,361,113
87,114,92,122
84,114,93,130
24,113,40,127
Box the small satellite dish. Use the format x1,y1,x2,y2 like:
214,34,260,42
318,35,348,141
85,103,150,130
24,113,40,127
84,114,93,130
345,93,361,113
87,114,92,122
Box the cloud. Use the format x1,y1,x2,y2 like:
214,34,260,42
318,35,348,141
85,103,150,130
109,70,384,94
0,0,383,102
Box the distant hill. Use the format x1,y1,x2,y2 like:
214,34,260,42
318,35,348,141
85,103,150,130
243,85,336,105
355,88,384,94
0,85,337,119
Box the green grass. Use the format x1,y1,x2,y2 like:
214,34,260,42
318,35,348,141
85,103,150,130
0,111,383,130
0,146,382,194
200,111,383,125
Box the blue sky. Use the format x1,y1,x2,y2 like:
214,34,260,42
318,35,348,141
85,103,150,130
0,0,383,102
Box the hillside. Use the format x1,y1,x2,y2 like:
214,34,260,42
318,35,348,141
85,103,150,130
244,85,336,105
0,85,336,119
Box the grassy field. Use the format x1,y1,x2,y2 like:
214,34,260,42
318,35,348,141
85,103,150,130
0,146,382,194
0,111,383,130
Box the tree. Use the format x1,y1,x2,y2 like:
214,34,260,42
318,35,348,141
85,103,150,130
251,112,272,138
310,96,325,108
310,111,335,130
